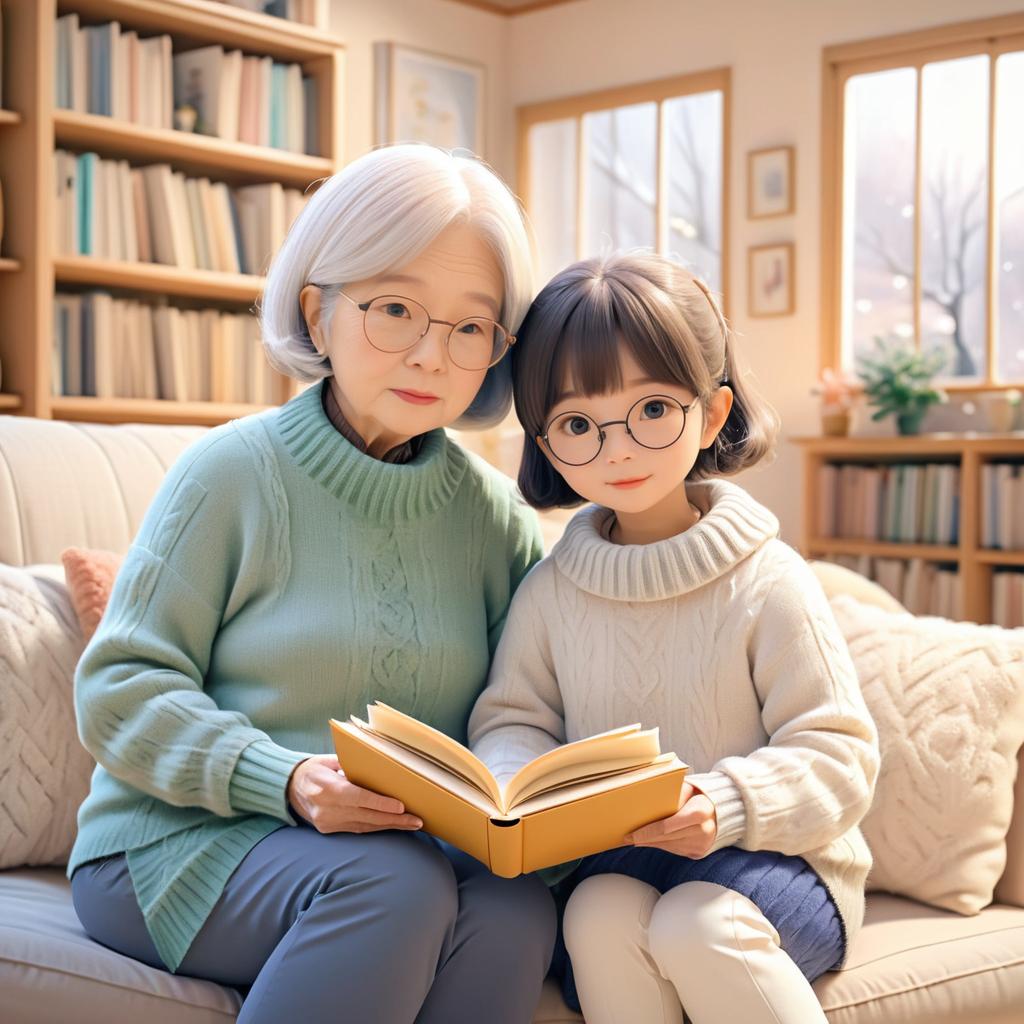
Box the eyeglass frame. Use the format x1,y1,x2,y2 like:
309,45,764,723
312,285,516,371
540,393,701,467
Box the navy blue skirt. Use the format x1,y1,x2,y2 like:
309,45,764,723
552,846,845,1014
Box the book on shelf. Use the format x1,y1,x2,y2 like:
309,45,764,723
816,462,959,545
54,16,319,155
53,292,279,404
992,570,1024,629
217,0,330,29
827,554,962,620
982,463,1024,550
331,702,689,878
55,150,308,274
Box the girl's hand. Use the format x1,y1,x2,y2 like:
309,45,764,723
626,782,718,858
286,754,423,834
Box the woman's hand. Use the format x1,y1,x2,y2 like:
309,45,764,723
287,754,423,834
625,782,718,858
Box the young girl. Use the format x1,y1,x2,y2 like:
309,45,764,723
469,251,880,1024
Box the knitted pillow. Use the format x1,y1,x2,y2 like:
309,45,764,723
0,563,94,868
61,547,123,642
829,594,1024,914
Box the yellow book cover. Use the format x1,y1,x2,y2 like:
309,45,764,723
330,703,688,878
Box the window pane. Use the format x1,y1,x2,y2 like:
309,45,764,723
663,90,723,292
842,68,917,369
528,118,578,285
921,55,989,380
583,102,657,253
996,50,1024,382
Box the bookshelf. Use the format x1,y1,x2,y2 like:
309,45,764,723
796,434,1024,625
0,0,344,425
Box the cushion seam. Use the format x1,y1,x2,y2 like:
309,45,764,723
822,951,1024,1012
0,952,240,1015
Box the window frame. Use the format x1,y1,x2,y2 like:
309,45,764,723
516,67,732,316
821,12,1024,393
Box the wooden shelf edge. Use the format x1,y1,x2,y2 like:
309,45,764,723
807,538,962,561
0,394,23,411
54,256,265,302
68,0,346,57
51,396,276,426
976,550,1024,567
0,109,21,126
53,110,335,186
792,434,1024,453
0,257,21,272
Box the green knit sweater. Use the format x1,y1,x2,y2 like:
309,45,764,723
67,380,543,973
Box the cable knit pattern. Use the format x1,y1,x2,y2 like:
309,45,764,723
67,379,543,973
469,479,880,964
0,566,93,868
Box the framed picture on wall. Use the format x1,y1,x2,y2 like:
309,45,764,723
374,43,486,156
748,242,794,317
747,145,794,219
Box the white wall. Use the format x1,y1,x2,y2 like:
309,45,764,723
330,0,1024,542
328,0,513,177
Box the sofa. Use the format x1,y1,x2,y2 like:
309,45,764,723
1,411,1023,1024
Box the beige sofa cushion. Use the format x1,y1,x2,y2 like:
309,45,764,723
0,869,242,1023
0,564,93,869
830,594,1024,914
814,893,1024,1023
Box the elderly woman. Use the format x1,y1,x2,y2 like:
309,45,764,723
67,144,556,1023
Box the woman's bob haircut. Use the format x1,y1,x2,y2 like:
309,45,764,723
259,143,536,429
513,250,780,509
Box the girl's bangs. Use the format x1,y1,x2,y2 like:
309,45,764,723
546,285,705,412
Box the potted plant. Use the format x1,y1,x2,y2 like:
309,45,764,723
812,368,858,436
856,336,947,436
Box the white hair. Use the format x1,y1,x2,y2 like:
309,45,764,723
258,143,536,428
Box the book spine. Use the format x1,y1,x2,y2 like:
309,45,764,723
486,818,523,879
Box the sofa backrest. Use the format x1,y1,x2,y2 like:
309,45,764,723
1,412,1020,903
0,415,206,565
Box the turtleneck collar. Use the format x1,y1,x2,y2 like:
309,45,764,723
551,478,779,602
276,380,468,522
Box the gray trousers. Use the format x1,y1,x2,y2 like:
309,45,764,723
71,823,557,1024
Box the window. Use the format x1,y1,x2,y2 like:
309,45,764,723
822,14,1024,390
518,70,730,303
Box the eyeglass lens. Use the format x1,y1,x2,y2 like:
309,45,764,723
546,396,689,465
362,295,507,370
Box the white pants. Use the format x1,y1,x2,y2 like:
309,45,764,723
563,875,829,1024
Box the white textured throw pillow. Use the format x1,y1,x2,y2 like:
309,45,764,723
0,563,93,867
830,594,1024,914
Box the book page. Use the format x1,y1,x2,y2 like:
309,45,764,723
336,720,500,817
504,725,661,809
511,754,686,817
365,702,503,809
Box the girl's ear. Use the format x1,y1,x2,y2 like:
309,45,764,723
700,385,734,449
536,433,564,472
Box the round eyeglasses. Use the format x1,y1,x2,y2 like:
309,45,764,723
541,394,699,467
316,287,515,372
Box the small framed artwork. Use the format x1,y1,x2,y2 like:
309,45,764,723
374,43,486,156
747,145,794,219
748,242,795,317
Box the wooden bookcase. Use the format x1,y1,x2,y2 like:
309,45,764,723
795,434,1024,624
0,0,344,425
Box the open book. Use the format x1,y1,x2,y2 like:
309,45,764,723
330,702,688,878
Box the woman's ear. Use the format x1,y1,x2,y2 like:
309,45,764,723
299,284,324,355
700,385,734,449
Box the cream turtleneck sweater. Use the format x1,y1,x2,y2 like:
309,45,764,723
468,478,880,958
